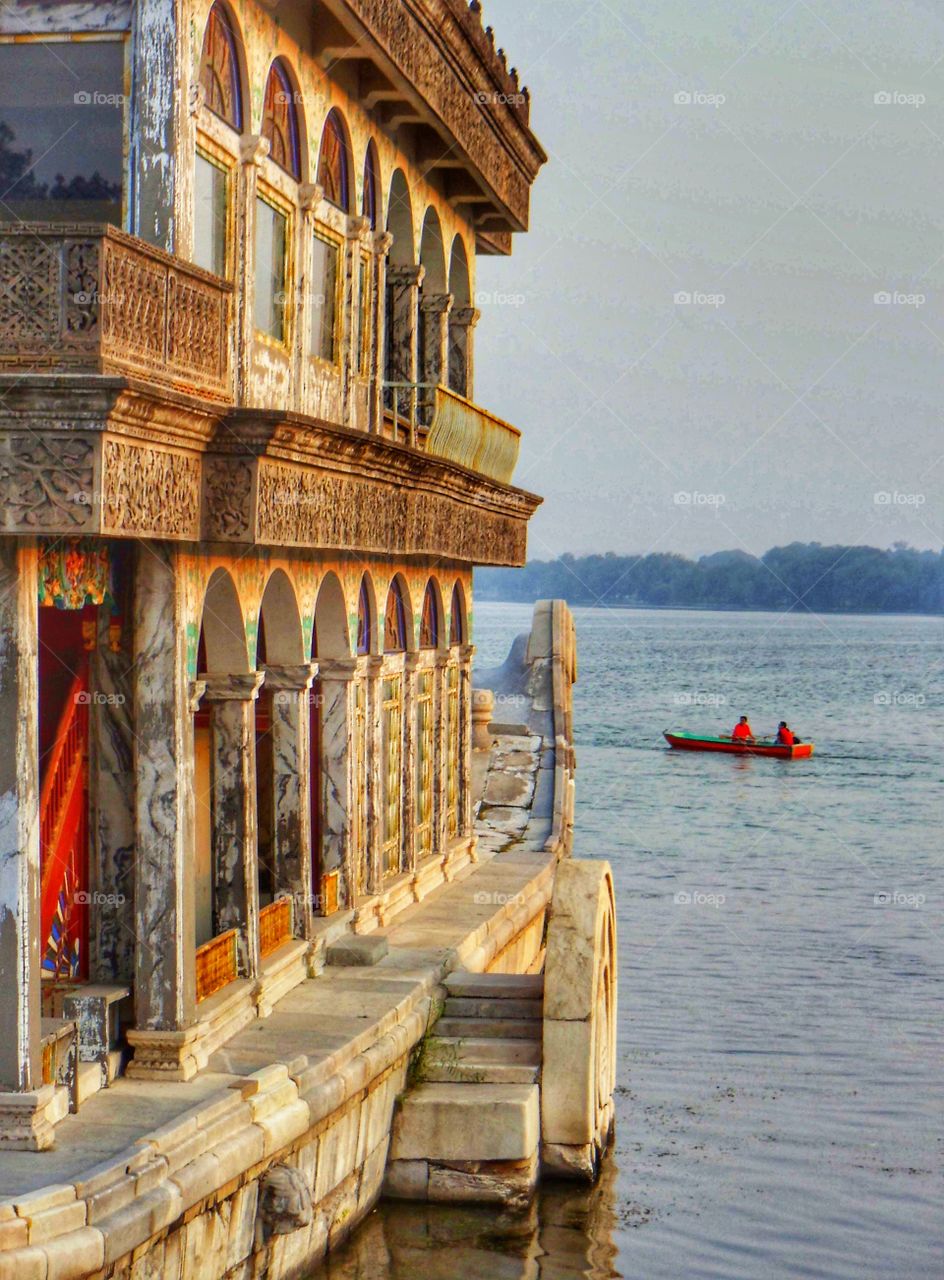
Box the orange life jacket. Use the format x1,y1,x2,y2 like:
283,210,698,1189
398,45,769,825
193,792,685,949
732,722,753,740
777,727,795,745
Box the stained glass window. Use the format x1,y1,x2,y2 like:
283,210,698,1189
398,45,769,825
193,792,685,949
384,581,407,652
449,584,464,645
200,4,242,130
420,583,439,648
357,578,372,655
317,110,350,211
262,62,300,179
362,143,378,228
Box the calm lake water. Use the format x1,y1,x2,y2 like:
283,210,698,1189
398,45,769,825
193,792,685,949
317,603,943,1280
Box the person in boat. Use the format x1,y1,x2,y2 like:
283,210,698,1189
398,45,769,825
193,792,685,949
776,721,801,745
731,715,754,743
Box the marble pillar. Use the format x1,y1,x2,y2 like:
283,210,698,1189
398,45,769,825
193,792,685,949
419,292,453,421
370,232,394,433
127,543,198,1080
401,653,420,874
448,305,480,399
237,134,270,398
263,664,316,937
432,652,450,859
0,540,41,1105
386,263,425,439
316,658,356,911
459,645,476,841
203,673,264,979
364,656,384,895
89,604,136,983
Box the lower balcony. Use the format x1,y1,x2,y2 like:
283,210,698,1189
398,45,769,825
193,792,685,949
383,382,522,486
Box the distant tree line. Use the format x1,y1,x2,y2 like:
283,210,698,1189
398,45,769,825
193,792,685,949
476,543,944,615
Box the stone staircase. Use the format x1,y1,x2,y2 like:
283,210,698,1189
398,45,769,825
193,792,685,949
422,971,544,1086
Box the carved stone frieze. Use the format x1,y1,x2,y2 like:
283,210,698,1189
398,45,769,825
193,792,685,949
202,455,255,540
102,438,201,539
0,434,96,532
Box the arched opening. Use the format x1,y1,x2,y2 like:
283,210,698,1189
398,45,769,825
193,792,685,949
261,60,302,179
317,109,352,212
193,570,253,997
448,235,473,397
356,573,375,656
199,2,243,130
418,208,449,417
384,170,416,421
384,577,409,653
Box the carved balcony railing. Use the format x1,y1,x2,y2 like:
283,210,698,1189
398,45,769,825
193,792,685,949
259,897,294,959
0,224,232,402
195,928,239,1002
384,383,522,486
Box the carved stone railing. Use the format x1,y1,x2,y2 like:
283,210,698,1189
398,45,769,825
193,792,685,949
0,224,232,402
259,898,294,958
424,384,521,485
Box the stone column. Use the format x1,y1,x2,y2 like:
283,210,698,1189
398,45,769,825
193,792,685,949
419,292,453,422
203,673,264,979
370,231,394,433
236,134,270,402
448,305,480,399
316,658,357,910
401,653,420,875
88,604,136,983
297,181,324,414
386,263,425,441
344,215,371,426
127,543,199,1082
0,540,43,1131
432,652,450,859
263,664,317,937
364,656,384,895
459,645,476,841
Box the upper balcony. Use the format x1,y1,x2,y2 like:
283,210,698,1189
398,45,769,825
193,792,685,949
0,224,233,404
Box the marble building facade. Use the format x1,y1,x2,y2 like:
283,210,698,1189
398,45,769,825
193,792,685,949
0,0,545,1148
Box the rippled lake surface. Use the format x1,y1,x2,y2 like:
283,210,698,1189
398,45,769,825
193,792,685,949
317,604,944,1280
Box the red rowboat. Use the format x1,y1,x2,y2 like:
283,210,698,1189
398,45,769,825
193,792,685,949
664,731,814,759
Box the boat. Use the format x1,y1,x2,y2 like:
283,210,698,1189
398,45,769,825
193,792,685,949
663,731,814,759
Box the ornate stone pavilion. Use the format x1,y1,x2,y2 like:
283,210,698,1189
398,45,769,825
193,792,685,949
0,0,545,1148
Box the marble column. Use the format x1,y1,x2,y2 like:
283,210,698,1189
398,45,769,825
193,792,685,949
127,543,199,1081
432,652,450,859
263,664,317,937
237,134,270,401
89,604,135,983
459,645,476,841
370,232,394,433
419,292,453,422
203,673,264,978
316,658,356,910
364,656,384,895
386,263,425,441
401,653,420,874
0,540,41,1101
448,305,480,399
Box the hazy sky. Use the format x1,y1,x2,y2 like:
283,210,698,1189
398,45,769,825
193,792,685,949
474,0,944,559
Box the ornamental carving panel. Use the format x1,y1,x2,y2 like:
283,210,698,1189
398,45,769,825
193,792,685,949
0,236,60,349
203,455,254,539
0,435,96,532
102,439,200,539
254,461,526,564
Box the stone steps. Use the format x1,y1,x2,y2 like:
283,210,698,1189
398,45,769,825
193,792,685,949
442,995,543,1021
427,1036,542,1066
420,1059,539,1085
434,1016,542,1041
443,971,545,1001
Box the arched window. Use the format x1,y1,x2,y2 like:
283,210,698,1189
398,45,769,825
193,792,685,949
356,577,372,655
317,110,350,211
362,142,378,229
384,581,407,653
420,583,439,649
449,584,465,645
262,61,300,179
199,4,242,130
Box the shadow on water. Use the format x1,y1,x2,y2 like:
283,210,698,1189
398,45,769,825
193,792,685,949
310,1157,623,1279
